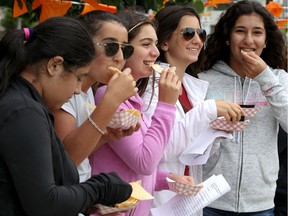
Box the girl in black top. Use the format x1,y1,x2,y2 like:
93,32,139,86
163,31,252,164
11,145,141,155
0,16,132,216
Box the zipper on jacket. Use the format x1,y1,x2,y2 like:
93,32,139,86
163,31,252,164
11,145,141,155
235,77,245,211
236,131,244,211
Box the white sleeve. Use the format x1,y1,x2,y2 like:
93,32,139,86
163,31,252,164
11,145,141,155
161,99,217,162
62,96,77,118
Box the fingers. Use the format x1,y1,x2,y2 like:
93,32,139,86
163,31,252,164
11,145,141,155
226,104,243,122
240,49,257,64
109,68,134,82
105,127,123,141
215,100,244,121
184,176,194,185
240,50,267,78
106,68,138,103
158,67,181,105
134,122,141,131
122,124,139,136
168,173,195,185
161,66,176,78
122,67,135,79
106,123,140,142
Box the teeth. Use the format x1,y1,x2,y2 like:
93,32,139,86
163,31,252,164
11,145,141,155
241,48,254,52
144,61,152,66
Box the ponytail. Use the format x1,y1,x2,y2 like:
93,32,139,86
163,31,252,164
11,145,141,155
0,29,28,96
0,16,95,97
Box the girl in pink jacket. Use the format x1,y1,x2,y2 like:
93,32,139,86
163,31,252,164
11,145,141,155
89,11,194,216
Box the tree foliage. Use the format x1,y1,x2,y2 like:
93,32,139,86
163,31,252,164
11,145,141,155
0,0,204,30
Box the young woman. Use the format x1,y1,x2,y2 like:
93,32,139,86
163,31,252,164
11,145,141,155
0,16,131,216
199,1,288,215
141,5,244,213
89,11,193,216
53,11,138,183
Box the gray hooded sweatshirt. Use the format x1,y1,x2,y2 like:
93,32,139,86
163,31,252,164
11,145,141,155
198,60,288,213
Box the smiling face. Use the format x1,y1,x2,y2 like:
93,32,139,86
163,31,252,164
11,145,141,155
124,24,159,81
162,15,203,73
86,21,129,86
228,12,266,71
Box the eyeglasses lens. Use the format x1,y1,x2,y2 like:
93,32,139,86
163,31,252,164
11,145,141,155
104,42,134,60
122,45,134,60
182,28,206,42
105,42,119,57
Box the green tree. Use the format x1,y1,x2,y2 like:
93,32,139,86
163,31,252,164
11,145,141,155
0,0,204,30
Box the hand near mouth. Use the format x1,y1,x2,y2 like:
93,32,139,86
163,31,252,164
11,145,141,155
158,66,181,105
240,49,267,78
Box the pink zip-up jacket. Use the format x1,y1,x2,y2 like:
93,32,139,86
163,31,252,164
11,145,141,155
89,85,177,216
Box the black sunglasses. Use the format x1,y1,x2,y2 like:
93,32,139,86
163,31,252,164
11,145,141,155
180,28,206,42
95,42,134,60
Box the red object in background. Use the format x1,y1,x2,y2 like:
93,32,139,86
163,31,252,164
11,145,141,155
179,86,193,176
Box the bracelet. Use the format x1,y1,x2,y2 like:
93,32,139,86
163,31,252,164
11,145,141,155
88,116,105,135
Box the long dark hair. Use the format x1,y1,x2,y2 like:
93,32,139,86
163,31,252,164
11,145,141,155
203,0,287,71
117,10,157,97
0,16,95,96
155,5,205,77
78,10,124,39
79,10,126,92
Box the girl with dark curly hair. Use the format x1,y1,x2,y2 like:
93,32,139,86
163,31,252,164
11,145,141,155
199,1,288,215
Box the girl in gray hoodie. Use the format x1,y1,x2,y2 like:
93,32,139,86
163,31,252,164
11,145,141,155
199,1,288,215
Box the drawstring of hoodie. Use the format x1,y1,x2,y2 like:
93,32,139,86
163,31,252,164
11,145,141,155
232,76,252,143
232,77,240,143
244,78,252,104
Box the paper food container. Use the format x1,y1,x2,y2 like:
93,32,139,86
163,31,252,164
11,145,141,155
167,177,203,196
96,180,153,215
108,109,141,130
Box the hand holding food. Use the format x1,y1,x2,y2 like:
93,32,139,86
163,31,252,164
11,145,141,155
158,66,181,105
240,49,267,78
106,67,137,104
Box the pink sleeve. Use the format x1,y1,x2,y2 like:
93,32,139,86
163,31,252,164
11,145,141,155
94,86,107,106
155,169,170,191
109,102,176,175
95,86,176,176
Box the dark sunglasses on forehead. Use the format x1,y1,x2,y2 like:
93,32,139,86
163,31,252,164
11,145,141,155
95,42,134,60
180,28,206,42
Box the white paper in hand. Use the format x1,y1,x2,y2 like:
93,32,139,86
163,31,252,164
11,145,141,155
151,174,231,216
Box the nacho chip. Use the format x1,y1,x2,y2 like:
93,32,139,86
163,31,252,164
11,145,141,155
115,180,153,208
126,109,141,118
151,64,164,73
108,66,122,74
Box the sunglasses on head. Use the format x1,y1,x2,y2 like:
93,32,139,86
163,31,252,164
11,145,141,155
95,42,134,60
180,28,206,42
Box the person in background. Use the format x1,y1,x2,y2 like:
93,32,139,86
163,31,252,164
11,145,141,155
0,16,132,216
90,11,194,216
274,126,287,216
141,5,243,214
53,11,138,185
199,1,288,215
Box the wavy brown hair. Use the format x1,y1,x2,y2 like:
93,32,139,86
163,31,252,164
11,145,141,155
117,10,157,97
203,0,287,71
155,5,205,78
